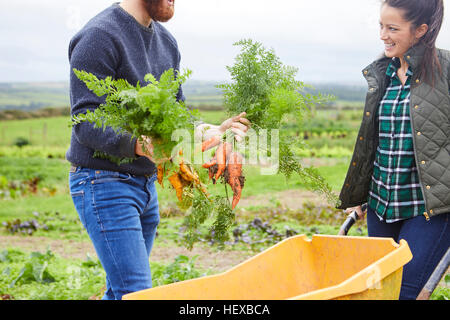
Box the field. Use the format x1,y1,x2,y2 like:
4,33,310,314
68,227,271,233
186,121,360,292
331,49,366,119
0,102,448,301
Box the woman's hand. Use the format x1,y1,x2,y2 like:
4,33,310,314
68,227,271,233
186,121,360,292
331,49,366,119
345,205,367,219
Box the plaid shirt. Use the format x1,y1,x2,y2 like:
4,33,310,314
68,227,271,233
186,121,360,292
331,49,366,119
368,58,425,222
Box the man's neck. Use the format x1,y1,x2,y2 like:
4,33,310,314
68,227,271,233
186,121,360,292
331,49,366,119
120,0,152,27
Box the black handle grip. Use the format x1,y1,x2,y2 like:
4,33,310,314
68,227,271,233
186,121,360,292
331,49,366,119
338,203,367,236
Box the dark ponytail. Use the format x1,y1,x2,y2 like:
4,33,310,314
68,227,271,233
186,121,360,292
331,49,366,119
383,0,444,85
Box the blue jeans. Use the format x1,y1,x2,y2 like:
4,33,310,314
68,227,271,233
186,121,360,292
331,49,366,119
367,207,449,300
69,167,160,300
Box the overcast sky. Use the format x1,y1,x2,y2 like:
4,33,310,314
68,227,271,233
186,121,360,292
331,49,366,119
1,0,449,85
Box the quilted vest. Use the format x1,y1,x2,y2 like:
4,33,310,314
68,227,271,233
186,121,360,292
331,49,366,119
338,44,450,219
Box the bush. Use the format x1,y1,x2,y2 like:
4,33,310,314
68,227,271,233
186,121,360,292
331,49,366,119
13,137,30,148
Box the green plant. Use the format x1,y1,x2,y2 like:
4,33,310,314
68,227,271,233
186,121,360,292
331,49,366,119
72,67,246,249
13,137,30,148
2,218,43,235
72,68,197,162
152,255,204,286
429,275,449,300
70,41,342,250
9,249,56,287
218,39,338,206
0,249,106,300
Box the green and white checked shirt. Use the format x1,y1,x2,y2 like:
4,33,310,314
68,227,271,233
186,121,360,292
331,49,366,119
368,58,425,222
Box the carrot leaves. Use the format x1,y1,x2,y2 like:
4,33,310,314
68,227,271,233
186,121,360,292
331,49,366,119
218,39,338,206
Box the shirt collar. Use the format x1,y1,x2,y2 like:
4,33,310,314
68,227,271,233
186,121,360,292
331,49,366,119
386,58,413,79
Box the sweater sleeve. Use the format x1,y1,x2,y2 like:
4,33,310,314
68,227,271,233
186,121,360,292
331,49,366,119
175,49,186,103
68,28,137,159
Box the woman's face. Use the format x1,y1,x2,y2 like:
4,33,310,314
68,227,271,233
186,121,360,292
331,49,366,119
379,4,417,59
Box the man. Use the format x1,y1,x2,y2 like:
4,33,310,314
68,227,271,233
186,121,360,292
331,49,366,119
67,0,249,300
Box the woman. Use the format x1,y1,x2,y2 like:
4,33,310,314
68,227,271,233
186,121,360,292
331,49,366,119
338,0,449,300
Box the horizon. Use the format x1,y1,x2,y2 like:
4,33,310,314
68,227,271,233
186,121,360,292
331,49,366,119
2,1,449,85
0,79,368,87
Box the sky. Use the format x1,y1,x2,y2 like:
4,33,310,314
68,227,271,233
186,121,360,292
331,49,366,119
1,0,450,85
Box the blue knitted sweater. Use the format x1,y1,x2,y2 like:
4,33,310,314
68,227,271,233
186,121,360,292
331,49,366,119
66,3,184,176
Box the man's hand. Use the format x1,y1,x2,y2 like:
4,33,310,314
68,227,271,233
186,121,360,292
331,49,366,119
135,135,157,163
196,112,251,143
218,112,251,142
135,136,170,164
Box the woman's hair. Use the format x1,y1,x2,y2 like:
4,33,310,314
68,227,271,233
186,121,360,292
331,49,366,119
383,0,444,85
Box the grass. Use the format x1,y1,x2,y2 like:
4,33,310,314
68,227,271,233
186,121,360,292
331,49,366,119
0,247,207,300
0,82,69,110
0,109,367,248
0,109,361,151
0,248,105,300
0,116,71,147
4,108,447,300
0,110,226,149
0,110,353,253
0,157,69,185
0,159,349,239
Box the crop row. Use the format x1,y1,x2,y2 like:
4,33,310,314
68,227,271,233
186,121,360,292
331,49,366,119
0,146,67,159
0,248,204,300
0,175,57,200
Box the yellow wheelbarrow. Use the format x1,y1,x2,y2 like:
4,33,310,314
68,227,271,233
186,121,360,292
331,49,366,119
122,234,412,300
339,203,449,300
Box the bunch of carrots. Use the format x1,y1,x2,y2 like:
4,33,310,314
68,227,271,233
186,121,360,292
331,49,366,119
156,134,245,211
201,135,245,210
157,150,209,203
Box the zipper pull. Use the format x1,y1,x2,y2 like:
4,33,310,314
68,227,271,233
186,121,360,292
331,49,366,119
423,212,430,221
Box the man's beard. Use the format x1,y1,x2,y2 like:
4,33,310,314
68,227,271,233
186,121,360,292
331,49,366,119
145,0,174,22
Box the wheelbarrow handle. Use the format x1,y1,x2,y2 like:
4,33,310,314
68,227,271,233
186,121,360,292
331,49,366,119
338,203,367,236
416,247,450,300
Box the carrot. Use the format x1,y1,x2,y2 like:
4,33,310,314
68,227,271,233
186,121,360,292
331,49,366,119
226,152,244,209
168,173,185,202
208,163,218,183
215,142,232,180
179,159,210,198
202,154,218,182
230,177,242,210
208,165,215,181
201,135,221,152
157,164,164,187
203,154,217,183
179,160,201,185
202,155,217,168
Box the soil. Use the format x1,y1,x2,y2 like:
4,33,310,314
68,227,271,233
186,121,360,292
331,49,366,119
238,189,323,210
0,234,254,273
0,189,321,272
2,188,448,296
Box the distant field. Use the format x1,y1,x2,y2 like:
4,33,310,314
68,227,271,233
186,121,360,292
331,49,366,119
0,116,71,147
0,82,70,110
0,80,226,110
0,113,226,148
186,95,223,107
0,80,366,111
